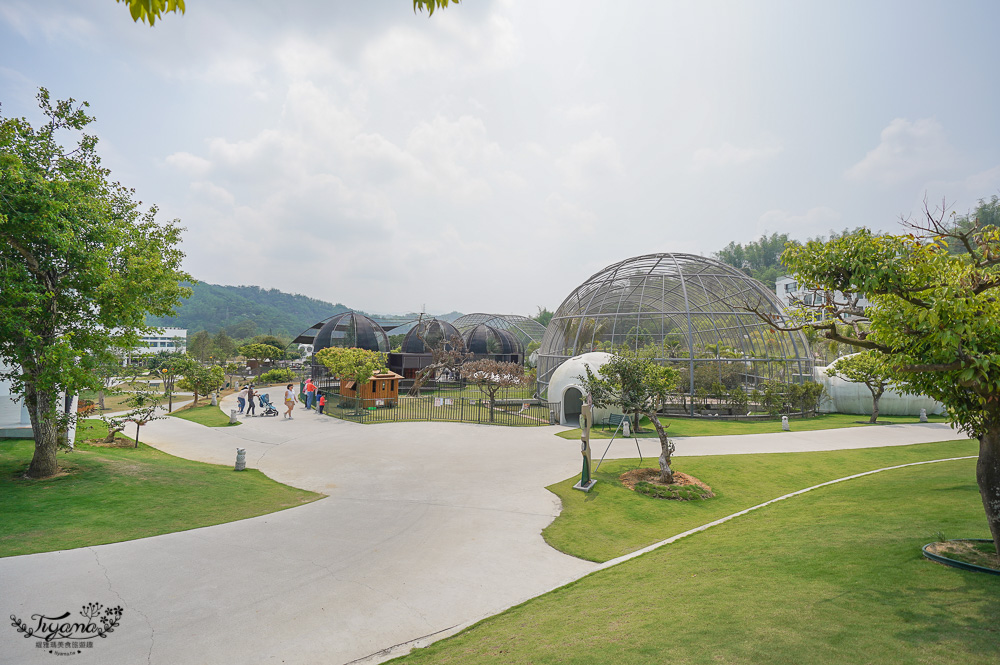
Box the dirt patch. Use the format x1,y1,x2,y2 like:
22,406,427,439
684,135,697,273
619,468,715,500
84,436,136,449
926,540,1000,571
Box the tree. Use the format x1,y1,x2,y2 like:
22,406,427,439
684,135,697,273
118,0,458,26
827,351,894,423
117,0,185,25
714,232,794,289
177,362,224,406
408,332,471,397
533,307,554,328
314,347,388,412
0,89,190,478
238,343,283,374
188,330,212,362
211,330,237,361
461,360,528,423
81,348,135,412
743,204,1000,553
581,352,680,483
121,389,162,448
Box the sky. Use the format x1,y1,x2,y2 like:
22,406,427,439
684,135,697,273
2,0,999,316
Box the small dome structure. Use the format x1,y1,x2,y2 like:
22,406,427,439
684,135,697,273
538,253,813,412
546,352,615,426
463,324,522,357
312,312,389,353
814,358,945,416
400,319,462,354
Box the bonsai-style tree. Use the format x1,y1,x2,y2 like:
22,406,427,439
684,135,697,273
122,389,162,448
409,333,471,397
581,352,680,483
460,360,528,423
0,89,189,478
827,351,895,423
314,347,388,412
742,200,1000,553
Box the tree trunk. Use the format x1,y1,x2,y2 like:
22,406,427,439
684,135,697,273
869,386,884,424
98,389,106,411
646,411,674,484
24,381,60,478
632,411,641,433
977,427,1000,555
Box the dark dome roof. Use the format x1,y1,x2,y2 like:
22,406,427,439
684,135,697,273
400,319,462,354
314,312,388,353
463,324,522,356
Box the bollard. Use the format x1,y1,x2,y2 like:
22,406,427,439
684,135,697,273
211,393,218,407
235,448,246,471
781,415,790,431
919,408,928,423
230,409,238,424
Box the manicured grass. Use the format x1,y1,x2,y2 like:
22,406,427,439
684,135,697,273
0,421,321,557
391,457,998,665
544,439,978,563
556,411,950,440
170,403,241,427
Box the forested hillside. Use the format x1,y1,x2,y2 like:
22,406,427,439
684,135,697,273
147,282,352,338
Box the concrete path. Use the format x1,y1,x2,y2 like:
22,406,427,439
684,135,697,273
0,393,971,665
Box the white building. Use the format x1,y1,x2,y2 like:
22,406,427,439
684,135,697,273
0,359,31,439
775,276,870,315
136,327,187,354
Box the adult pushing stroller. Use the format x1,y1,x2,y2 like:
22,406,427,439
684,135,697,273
258,393,279,417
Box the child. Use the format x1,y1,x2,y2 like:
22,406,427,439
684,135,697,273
318,393,326,415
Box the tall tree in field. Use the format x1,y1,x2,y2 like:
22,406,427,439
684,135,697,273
741,204,1000,553
580,352,680,483
0,89,190,478
460,360,528,423
827,351,895,424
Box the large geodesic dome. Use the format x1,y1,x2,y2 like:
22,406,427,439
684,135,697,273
538,253,813,410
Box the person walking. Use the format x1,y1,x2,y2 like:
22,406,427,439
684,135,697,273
284,384,296,419
304,378,317,410
317,393,326,415
237,385,248,414
246,385,256,417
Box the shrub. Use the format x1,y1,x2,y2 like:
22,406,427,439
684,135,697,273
258,368,296,384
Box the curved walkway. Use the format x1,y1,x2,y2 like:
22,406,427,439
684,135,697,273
0,393,971,665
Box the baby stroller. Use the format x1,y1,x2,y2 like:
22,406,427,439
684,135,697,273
258,393,279,417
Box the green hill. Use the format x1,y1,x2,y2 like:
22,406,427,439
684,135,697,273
147,282,352,339
147,282,466,340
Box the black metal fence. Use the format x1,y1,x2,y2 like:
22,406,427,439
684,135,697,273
316,390,559,426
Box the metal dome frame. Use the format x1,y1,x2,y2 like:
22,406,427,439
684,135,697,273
537,253,813,410
294,311,389,354
452,313,547,350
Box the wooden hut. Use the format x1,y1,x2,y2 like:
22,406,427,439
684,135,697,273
340,370,403,407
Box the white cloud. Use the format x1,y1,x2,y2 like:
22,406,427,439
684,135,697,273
0,2,96,46
845,118,957,186
757,207,842,238
692,141,781,170
166,152,212,177
557,133,623,190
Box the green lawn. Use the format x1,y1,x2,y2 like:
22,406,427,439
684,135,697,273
170,403,241,427
391,455,999,665
556,411,950,440
545,439,978,562
0,421,321,557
